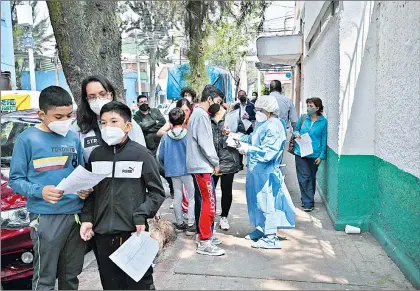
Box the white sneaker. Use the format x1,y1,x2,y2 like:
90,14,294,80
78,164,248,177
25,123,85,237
219,217,230,231
196,240,225,256
251,235,282,249
211,235,222,245
169,202,174,209
195,234,222,245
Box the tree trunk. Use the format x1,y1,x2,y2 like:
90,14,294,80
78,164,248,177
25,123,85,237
148,216,176,256
185,1,208,93
149,47,157,107
47,0,124,104
234,77,241,101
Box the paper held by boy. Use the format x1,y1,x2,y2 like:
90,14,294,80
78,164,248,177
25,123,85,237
109,232,159,282
56,165,110,194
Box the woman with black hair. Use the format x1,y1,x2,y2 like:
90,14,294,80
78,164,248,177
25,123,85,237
180,87,197,103
293,97,327,212
208,100,241,231
71,75,146,162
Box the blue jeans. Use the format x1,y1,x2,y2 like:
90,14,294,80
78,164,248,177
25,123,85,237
295,155,319,208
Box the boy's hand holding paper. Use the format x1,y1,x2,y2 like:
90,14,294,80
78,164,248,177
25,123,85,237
77,188,93,200
42,185,64,204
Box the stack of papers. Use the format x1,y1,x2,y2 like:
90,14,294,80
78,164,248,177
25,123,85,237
109,232,159,282
56,166,111,194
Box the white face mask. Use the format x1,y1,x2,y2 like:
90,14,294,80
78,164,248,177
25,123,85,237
90,99,111,115
256,111,268,123
100,126,126,146
47,119,72,137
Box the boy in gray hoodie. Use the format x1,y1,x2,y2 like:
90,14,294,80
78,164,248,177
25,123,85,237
187,85,225,256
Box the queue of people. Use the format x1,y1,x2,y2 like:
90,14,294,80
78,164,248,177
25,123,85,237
7,74,327,290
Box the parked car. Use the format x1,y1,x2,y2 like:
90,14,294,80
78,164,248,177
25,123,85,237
1,110,41,288
1,109,79,289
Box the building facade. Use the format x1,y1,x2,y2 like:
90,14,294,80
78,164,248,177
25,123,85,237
294,1,420,287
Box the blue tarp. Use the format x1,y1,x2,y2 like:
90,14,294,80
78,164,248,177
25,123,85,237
167,63,233,102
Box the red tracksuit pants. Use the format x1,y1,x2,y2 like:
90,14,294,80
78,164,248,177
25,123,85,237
193,173,216,240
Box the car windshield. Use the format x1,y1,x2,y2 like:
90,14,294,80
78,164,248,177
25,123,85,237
1,117,40,167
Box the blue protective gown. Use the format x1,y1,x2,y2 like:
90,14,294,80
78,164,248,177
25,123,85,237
241,117,296,234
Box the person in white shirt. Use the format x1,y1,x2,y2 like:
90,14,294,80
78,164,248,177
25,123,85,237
269,80,298,130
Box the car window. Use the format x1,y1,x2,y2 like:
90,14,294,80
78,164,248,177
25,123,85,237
1,119,38,166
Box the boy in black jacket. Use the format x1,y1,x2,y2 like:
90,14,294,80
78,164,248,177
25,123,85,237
80,101,165,290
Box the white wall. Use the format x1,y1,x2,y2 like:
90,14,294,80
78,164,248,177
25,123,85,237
303,16,340,153
339,2,376,155
301,0,420,174
374,1,420,177
303,1,328,42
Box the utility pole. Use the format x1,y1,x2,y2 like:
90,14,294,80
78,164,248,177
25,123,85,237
17,4,36,90
27,37,36,90
135,32,142,95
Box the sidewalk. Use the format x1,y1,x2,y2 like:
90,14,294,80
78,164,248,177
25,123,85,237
153,152,414,290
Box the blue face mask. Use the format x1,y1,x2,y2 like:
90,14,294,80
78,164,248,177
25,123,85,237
307,107,317,115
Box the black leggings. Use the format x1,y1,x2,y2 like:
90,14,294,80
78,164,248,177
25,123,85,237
213,173,235,218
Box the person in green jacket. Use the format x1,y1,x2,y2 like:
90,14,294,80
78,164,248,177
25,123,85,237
134,94,173,197
133,95,166,155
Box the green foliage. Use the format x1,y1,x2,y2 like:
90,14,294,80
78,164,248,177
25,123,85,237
121,1,178,104
206,1,266,96
11,0,56,87
179,1,268,95
121,1,175,62
261,85,270,96
11,0,55,56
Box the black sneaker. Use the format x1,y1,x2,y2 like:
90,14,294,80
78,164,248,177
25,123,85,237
174,222,187,233
186,224,196,236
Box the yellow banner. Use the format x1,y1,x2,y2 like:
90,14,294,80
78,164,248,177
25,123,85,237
1,94,31,112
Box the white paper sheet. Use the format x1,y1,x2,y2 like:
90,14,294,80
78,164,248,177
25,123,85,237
226,136,241,148
109,232,159,282
56,166,111,194
295,133,313,157
228,132,242,141
241,119,252,131
224,109,240,133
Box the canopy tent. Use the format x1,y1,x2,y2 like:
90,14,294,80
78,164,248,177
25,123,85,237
167,63,233,102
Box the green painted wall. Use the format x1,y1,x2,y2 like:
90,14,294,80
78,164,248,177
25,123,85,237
317,147,339,221
317,147,420,288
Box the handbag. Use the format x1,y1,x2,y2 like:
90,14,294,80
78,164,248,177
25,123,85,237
287,114,306,155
